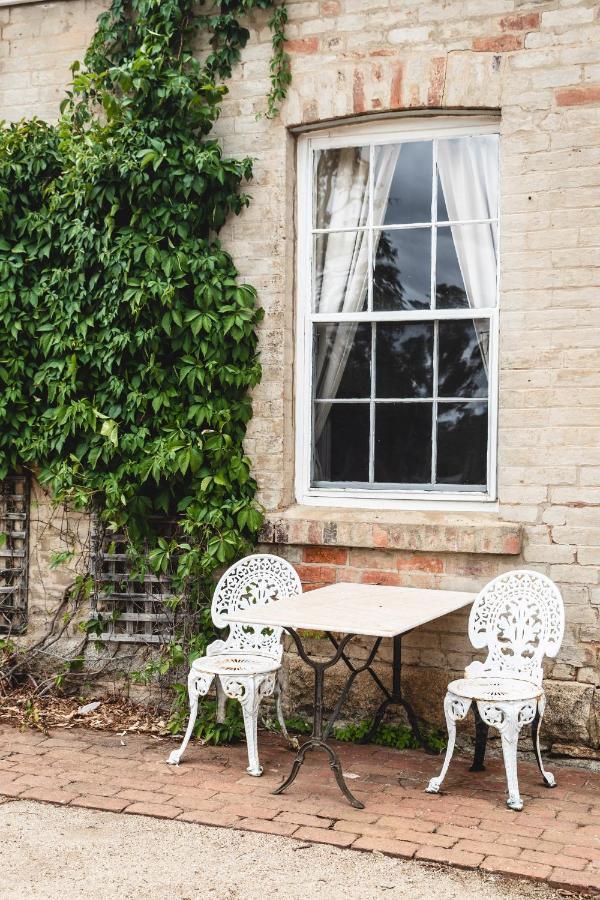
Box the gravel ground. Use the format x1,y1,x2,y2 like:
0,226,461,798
0,798,576,900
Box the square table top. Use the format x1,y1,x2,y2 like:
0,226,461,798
224,581,476,638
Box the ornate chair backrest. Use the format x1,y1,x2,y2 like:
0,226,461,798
211,554,302,659
467,570,564,684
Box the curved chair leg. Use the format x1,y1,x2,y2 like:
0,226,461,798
242,686,262,777
478,700,537,811
532,695,556,788
470,704,489,772
426,693,471,794
215,678,227,725
498,705,523,811
222,673,276,777
167,670,214,765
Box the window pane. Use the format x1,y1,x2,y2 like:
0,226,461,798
376,323,433,398
436,401,488,486
378,141,432,226
435,225,467,309
375,403,432,484
438,320,489,398
435,223,497,309
437,135,499,222
373,228,431,310
314,146,370,230
314,323,371,399
313,403,369,482
437,173,449,222
314,231,369,313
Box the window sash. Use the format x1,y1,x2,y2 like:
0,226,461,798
296,117,500,508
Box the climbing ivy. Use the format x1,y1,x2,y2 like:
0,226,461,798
0,0,290,733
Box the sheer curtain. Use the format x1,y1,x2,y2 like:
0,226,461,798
314,145,400,445
436,136,498,372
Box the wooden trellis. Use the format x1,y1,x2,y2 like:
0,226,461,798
91,524,177,644
0,475,30,634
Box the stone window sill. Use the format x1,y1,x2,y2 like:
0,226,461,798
260,505,522,556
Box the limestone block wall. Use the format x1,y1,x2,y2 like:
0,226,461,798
1,0,599,753
27,480,91,642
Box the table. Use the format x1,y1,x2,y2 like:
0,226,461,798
225,582,476,809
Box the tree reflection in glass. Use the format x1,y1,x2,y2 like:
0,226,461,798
437,401,488,485
314,323,371,399
438,320,488,398
373,229,431,310
376,323,433,398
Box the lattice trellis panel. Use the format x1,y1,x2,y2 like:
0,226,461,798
91,525,176,644
0,475,30,634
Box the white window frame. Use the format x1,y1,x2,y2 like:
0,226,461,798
295,115,501,511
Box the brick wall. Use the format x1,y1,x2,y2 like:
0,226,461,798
1,0,599,753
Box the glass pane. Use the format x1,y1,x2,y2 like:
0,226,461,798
377,141,432,226
313,231,369,313
314,323,371,399
376,323,433,398
435,223,497,309
437,134,499,222
436,225,467,308
313,403,369,483
373,228,431,311
437,174,449,222
375,403,432,484
314,146,370,230
436,401,488,486
438,320,489,398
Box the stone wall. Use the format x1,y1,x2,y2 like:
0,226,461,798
1,0,599,753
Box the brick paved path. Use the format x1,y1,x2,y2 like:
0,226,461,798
0,724,598,895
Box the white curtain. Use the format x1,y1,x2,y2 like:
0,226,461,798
436,136,498,373
314,145,400,446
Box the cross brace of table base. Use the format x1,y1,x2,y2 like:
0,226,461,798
273,629,438,809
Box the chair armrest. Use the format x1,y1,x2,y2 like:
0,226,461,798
207,639,227,656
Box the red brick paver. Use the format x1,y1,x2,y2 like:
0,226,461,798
0,724,599,895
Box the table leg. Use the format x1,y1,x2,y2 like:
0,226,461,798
359,633,438,754
273,629,365,809
323,636,382,739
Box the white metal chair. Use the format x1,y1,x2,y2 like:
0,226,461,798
426,570,565,811
167,553,302,776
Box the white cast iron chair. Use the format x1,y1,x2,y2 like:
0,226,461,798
426,570,565,811
167,553,302,776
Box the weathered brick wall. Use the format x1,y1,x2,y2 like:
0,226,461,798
1,0,599,752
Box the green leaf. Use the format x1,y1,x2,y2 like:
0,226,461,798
100,418,119,447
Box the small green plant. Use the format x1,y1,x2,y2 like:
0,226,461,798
168,694,244,745
268,712,312,735
53,655,86,690
333,719,446,753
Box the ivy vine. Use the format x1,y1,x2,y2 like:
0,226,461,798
0,0,290,738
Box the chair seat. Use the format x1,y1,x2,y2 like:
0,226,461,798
192,653,280,677
448,676,543,703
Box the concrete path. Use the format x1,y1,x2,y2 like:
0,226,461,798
0,799,569,900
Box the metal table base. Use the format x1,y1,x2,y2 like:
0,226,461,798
273,628,436,809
